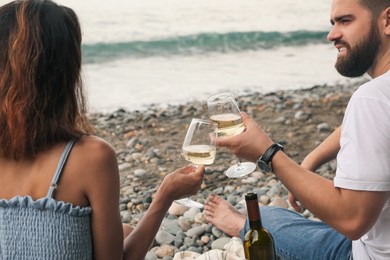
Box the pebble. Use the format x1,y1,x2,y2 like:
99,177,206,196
211,237,233,250
317,122,331,132
186,226,206,238
168,203,189,216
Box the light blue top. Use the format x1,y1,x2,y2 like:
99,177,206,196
0,140,93,259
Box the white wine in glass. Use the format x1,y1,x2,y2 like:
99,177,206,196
207,92,256,178
174,118,217,208
209,113,244,137
182,144,216,165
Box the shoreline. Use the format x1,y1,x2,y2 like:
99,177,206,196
88,80,363,259
86,76,368,114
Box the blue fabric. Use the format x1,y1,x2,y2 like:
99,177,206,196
0,196,91,216
0,140,93,259
47,139,77,198
240,206,352,260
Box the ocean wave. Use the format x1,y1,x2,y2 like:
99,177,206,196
82,30,329,64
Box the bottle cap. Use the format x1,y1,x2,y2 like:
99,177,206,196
245,192,258,200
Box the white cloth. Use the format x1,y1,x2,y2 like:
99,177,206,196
173,237,245,260
335,71,390,259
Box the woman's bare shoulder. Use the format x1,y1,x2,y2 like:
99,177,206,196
76,135,114,150
73,135,116,160
51,136,119,207
62,135,119,200
66,135,119,179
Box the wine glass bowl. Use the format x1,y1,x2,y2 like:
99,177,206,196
181,119,217,165
207,92,245,137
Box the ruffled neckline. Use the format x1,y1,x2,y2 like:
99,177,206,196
0,195,91,217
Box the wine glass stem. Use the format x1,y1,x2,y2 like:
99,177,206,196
237,158,242,168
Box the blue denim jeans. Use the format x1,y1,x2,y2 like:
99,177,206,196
239,206,352,260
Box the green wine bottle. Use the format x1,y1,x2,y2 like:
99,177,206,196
243,193,276,260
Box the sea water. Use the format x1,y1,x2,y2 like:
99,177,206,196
0,0,365,112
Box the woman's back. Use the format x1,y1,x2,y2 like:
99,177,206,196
0,140,91,205
0,139,93,259
0,135,124,259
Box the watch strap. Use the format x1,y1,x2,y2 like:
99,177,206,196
260,143,284,164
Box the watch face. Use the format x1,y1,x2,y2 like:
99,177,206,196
257,159,270,173
257,143,284,173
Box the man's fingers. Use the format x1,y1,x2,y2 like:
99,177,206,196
240,111,249,120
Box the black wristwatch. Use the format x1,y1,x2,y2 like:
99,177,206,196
257,143,284,173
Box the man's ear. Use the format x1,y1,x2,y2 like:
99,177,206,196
383,7,390,35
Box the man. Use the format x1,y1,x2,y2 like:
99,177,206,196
204,0,390,259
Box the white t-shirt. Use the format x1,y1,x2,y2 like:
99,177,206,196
335,71,390,260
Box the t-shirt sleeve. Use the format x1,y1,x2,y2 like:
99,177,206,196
334,88,390,191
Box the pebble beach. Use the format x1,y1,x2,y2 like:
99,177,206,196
89,80,364,259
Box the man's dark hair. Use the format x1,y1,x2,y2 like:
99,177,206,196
359,0,390,18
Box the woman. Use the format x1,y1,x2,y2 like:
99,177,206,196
0,1,204,259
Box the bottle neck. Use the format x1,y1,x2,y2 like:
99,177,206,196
246,197,263,229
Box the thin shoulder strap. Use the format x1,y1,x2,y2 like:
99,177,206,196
47,139,76,198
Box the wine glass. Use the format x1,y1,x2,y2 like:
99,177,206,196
207,92,256,178
174,118,218,208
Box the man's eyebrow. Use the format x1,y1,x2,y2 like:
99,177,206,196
330,14,354,25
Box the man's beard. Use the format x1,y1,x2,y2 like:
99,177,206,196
335,23,381,77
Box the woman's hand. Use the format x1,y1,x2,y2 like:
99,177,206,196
157,164,205,203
